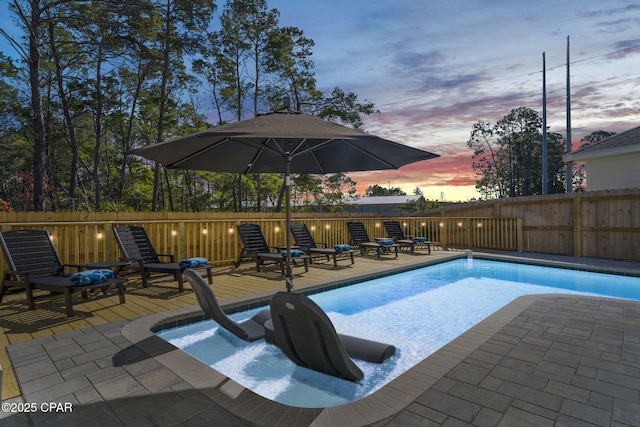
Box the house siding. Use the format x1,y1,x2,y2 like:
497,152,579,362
586,152,640,191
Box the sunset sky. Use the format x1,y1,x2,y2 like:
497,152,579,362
268,0,640,201
1,1,639,202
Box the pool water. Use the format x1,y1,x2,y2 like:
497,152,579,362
157,259,640,408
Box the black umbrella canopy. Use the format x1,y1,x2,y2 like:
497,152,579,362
133,110,440,174
133,110,439,291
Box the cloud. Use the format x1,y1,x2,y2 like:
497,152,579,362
349,150,476,195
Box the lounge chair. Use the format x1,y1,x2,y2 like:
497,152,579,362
268,291,396,381
383,221,432,254
183,269,270,342
290,223,355,268
0,229,126,317
235,223,309,275
113,225,215,292
346,221,398,258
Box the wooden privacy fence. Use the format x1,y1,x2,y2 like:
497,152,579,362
428,188,640,262
0,212,521,278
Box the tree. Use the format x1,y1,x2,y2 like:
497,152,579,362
316,173,357,212
217,0,252,121
571,130,616,191
6,0,49,210
265,25,321,111
315,87,378,130
0,0,380,213
292,173,321,209
467,120,505,199
364,184,406,197
149,0,216,211
468,107,566,199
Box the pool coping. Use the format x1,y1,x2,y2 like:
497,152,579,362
120,252,640,426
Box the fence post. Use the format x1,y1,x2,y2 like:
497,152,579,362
439,219,447,248
178,221,186,259
573,196,581,257
103,223,114,261
516,218,523,252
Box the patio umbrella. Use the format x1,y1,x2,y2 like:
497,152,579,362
132,109,439,291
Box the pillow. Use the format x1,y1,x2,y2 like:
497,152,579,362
179,257,209,268
333,244,352,253
412,237,428,243
281,249,306,258
70,269,115,286
377,239,395,246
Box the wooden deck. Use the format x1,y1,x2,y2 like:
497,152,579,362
1,250,454,401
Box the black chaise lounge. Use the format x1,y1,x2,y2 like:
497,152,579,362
383,220,432,254
0,229,126,317
290,222,355,268
183,269,270,342
235,223,309,275
346,221,399,258
269,291,396,382
113,225,215,292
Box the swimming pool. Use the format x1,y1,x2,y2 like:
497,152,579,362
156,258,640,408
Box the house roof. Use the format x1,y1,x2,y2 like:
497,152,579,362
564,124,640,162
350,195,425,205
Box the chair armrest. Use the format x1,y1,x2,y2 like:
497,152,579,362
317,242,329,248
62,263,85,272
121,257,145,268
156,253,176,262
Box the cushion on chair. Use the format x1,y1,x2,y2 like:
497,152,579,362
412,237,427,243
70,269,115,286
179,257,209,268
280,249,305,258
333,244,353,253
377,239,395,246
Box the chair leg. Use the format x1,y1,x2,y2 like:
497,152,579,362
332,254,338,268
206,267,213,284
64,289,74,317
118,283,126,304
176,274,184,292
25,282,36,310
140,271,149,288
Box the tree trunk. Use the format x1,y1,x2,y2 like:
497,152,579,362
28,0,46,211
152,0,172,211
93,47,104,210
48,22,79,210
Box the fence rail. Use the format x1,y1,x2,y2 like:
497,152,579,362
0,212,521,279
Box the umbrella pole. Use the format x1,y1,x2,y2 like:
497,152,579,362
284,154,294,292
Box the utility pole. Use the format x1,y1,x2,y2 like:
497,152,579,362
542,52,548,195
566,35,573,193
